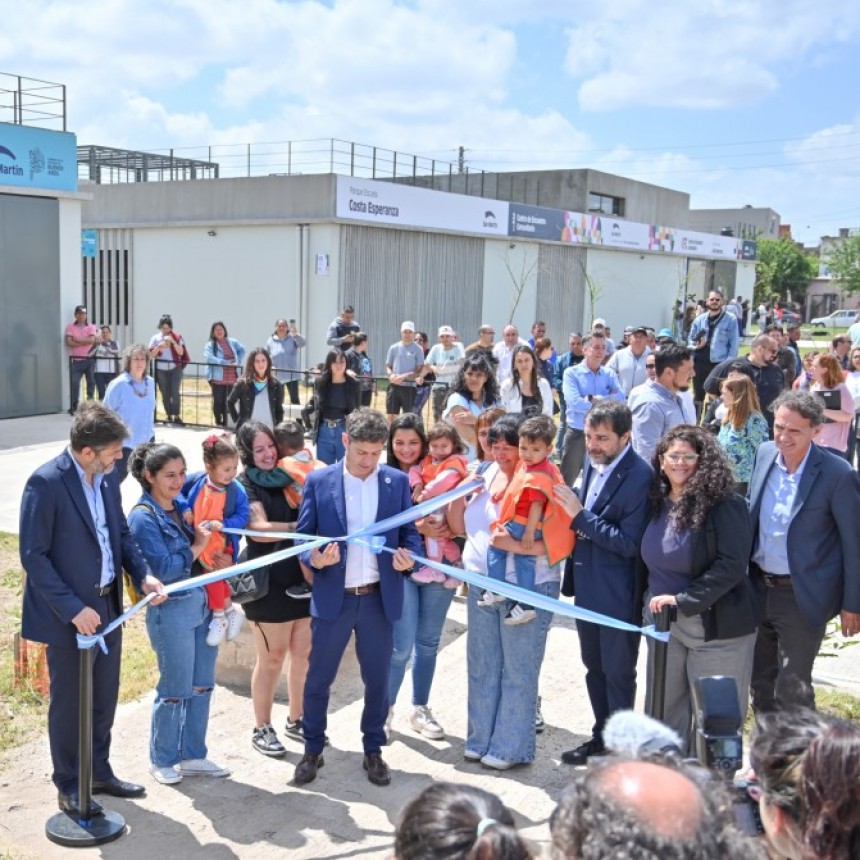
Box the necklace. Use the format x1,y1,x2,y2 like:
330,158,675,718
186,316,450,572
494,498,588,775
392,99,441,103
129,375,149,398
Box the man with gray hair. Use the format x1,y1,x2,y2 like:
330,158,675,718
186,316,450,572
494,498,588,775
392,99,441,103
549,756,752,859
748,390,860,714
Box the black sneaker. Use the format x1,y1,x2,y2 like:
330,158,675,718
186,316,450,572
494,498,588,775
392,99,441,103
284,717,330,746
560,737,605,766
252,724,286,757
286,582,313,600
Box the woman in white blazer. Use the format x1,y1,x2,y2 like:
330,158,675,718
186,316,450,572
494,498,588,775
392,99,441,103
500,345,553,417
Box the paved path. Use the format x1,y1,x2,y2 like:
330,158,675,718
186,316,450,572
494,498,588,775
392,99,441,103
1,411,858,858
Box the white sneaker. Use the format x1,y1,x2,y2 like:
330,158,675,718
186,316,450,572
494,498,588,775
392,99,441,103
409,705,445,740
384,707,394,744
480,754,515,770
206,613,228,646
477,590,506,607
150,763,182,785
178,758,231,777
225,607,244,641
504,603,537,626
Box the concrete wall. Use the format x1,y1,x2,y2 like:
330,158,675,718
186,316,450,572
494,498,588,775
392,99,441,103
686,206,780,240
482,239,540,337
584,249,683,334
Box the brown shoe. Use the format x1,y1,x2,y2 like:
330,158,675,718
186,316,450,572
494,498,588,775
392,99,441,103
363,753,391,786
294,752,324,784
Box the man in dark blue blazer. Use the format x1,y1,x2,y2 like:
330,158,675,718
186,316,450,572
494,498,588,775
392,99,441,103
294,408,421,787
20,403,165,816
554,401,652,765
748,391,860,713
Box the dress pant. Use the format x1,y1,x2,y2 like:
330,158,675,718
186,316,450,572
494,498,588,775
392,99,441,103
561,427,586,486
46,589,122,793
751,581,827,713
302,591,392,756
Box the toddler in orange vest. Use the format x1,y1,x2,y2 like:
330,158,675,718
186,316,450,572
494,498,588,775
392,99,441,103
480,415,574,625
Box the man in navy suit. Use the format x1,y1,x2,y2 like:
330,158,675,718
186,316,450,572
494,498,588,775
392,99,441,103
20,402,165,816
554,401,652,765
748,391,860,713
294,408,421,786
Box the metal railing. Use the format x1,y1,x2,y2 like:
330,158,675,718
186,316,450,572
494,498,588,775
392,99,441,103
0,72,66,130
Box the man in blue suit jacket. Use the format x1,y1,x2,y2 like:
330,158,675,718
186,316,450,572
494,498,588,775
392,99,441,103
294,408,421,787
748,391,860,713
20,403,165,816
554,401,652,765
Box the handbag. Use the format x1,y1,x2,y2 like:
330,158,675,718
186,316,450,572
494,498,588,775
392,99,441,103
228,547,270,604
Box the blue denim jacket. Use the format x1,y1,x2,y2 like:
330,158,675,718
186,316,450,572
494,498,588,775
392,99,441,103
127,492,194,585
687,311,739,363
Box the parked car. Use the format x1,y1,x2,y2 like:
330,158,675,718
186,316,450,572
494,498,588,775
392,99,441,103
810,309,860,328
780,311,802,327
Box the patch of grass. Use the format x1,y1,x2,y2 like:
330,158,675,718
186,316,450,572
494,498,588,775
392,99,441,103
817,687,860,723
0,532,157,764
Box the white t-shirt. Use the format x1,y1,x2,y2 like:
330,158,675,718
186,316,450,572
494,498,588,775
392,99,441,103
462,462,559,586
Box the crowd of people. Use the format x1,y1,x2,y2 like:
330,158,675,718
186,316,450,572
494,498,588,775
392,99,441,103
32,294,860,853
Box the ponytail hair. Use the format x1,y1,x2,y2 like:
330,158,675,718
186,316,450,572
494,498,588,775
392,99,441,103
129,442,185,493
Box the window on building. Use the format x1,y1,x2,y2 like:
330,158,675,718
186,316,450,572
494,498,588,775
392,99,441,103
588,192,624,217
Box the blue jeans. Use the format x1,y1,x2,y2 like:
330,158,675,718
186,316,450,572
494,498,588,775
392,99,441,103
466,578,558,764
486,521,540,593
389,578,455,707
146,589,217,767
316,420,345,464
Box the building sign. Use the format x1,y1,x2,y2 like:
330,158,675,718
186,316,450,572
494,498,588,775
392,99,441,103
336,175,509,237
81,230,97,258
336,176,756,260
0,123,77,193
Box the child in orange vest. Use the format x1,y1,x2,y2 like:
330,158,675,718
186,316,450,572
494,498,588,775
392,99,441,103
408,423,469,587
243,420,327,599
185,434,250,645
480,415,574,625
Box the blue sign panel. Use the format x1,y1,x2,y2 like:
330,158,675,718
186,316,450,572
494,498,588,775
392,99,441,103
82,229,97,258
0,122,77,192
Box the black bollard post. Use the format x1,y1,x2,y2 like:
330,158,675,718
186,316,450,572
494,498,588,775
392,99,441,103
45,647,126,847
646,604,676,721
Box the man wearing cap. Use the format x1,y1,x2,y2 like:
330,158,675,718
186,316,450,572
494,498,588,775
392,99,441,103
385,322,427,422
426,326,465,422
607,326,652,397
492,325,528,385
65,305,99,414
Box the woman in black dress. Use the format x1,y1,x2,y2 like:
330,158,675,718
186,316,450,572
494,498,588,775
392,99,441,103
236,420,312,757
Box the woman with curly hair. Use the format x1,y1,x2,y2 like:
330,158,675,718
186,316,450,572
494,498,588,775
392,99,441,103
640,425,758,753
499,344,553,417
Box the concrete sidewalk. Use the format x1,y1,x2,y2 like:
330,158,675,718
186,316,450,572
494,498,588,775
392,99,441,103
2,411,859,858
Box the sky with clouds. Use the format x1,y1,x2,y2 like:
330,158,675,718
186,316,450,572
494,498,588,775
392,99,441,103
4,0,859,245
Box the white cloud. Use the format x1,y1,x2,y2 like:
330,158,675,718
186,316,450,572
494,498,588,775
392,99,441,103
563,1,860,111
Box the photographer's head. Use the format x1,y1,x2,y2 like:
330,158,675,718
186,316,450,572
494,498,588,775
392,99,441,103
750,709,860,860
550,756,751,859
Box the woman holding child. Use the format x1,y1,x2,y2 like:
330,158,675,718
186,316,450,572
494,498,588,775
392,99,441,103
385,414,460,741
128,442,231,785
236,420,312,757
447,413,560,769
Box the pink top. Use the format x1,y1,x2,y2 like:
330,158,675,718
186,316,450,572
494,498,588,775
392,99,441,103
813,383,854,452
65,322,98,358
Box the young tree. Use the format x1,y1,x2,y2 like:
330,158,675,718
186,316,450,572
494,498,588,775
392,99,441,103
754,237,817,305
827,235,860,295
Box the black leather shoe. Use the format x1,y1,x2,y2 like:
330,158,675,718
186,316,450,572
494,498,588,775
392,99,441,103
92,776,146,798
58,790,104,817
294,752,324,785
561,738,605,766
363,753,391,786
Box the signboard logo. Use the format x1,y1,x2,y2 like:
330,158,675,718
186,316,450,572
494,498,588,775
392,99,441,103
0,144,25,178
483,209,498,228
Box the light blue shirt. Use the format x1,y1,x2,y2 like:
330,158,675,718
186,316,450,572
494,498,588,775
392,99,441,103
583,443,631,509
752,446,812,576
562,363,625,430
104,373,156,448
69,449,115,587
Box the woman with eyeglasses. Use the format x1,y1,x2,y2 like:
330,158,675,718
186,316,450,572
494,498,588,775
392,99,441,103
640,425,758,753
